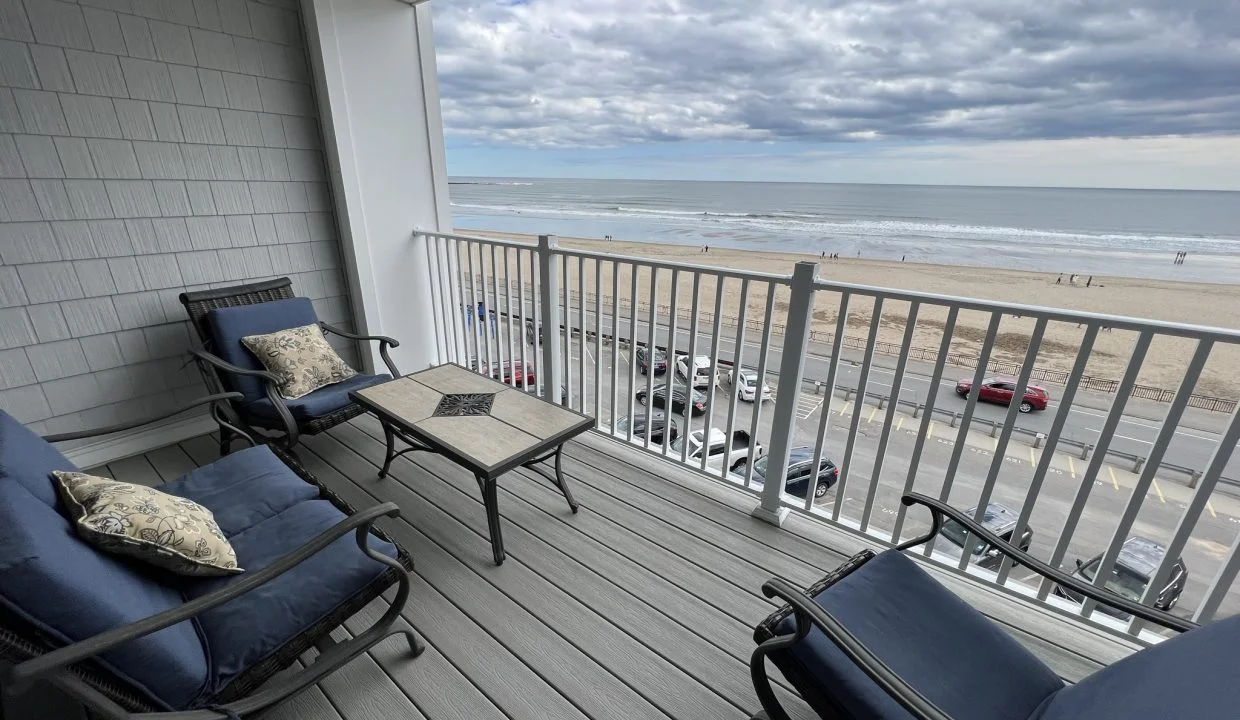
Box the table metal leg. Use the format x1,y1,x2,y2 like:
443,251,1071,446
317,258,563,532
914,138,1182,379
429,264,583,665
477,474,506,565
379,420,396,479
523,445,579,514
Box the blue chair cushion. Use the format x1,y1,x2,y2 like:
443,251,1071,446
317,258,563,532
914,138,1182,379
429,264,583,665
205,297,320,402
0,480,209,711
0,410,77,508
161,445,319,537
770,550,1064,720
245,373,391,422
179,498,398,697
1035,614,1240,719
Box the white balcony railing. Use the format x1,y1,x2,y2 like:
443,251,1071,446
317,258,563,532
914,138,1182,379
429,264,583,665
421,230,1240,640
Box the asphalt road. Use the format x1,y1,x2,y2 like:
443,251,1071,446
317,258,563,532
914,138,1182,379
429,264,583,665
465,310,1240,621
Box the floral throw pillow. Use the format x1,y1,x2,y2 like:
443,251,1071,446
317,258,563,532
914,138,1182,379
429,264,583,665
241,323,357,400
54,471,243,577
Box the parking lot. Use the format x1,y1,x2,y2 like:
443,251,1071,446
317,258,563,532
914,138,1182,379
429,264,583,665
464,318,1240,623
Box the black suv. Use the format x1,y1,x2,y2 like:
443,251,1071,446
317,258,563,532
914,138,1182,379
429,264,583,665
636,346,667,375
741,446,839,500
636,383,706,416
614,412,679,444
936,503,1033,570
1056,537,1187,617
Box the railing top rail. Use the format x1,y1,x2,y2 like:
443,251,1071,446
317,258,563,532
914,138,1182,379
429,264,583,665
419,230,538,251
813,277,1240,343
554,246,793,284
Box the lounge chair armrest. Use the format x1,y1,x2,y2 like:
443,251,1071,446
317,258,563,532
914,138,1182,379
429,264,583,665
6,502,404,689
188,347,282,385
898,493,1196,633
318,322,400,377
41,393,243,443
753,577,954,720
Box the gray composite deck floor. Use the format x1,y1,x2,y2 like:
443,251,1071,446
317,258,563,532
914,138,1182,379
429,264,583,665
45,415,1145,720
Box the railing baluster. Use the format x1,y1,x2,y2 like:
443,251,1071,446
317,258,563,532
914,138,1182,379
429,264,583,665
561,249,572,408
537,235,561,405
834,299,884,523
859,301,919,533
595,258,603,423
701,276,727,473
489,243,503,384
1080,340,1212,622
958,317,1047,572
996,325,1099,585
465,241,482,372
722,279,750,480
662,270,682,457
423,233,446,364
517,249,529,391
502,246,516,386
448,236,468,364
610,260,620,432
806,291,850,513
1038,332,1154,600
643,267,660,449
578,256,587,413
922,311,1002,556
890,306,957,541
681,273,703,464
743,285,777,489
626,263,640,443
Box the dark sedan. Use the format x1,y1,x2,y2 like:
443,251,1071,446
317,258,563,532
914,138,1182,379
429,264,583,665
636,346,667,375
614,412,679,444
636,383,706,416
1055,537,1187,617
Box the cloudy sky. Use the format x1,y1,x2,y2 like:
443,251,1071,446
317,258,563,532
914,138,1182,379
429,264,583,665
432,0,1240,189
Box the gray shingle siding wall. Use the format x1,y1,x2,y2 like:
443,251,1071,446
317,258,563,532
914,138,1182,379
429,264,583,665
0,0,355,436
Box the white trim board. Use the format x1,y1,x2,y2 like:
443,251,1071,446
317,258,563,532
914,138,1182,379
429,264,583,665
64,416,217,470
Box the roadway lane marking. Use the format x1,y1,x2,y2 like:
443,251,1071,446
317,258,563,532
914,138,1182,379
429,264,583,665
1152,479,1166,503
867,407,878,423
1074,410,1220,441
1208,500,1218,518
1067,456,1077,479
1107,466,1119,490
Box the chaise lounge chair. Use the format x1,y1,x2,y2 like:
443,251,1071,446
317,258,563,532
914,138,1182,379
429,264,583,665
751,493,1238,720
0,395,420,719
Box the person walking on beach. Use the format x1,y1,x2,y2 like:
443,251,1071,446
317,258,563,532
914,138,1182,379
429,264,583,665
1056,274,1062,285
1086,276,1093,287
1069,274,1077,285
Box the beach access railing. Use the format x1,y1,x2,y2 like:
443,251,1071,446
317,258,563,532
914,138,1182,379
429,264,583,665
422,230,1240,638
467,271,1237,414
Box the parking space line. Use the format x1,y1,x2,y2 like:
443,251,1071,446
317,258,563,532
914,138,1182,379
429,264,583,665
897,417,905,431
991,437,998,451
1208,500,1218,518
1152,479,1165,503
1028,447,1036,464
839,401,852,416
1107,466,1119,490
867,407,878,423
927,422,935,439
1067,456,1076,479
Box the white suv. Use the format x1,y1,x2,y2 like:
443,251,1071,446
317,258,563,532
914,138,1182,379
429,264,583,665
728,367,772,402
675,354,716,389
667,427,763,473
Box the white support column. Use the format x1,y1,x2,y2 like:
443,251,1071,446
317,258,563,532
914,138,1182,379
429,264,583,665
301,0,451,373
753,261,818,526
538,235,563,405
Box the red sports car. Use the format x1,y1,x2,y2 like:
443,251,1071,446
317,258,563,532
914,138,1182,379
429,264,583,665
955,376,1049,413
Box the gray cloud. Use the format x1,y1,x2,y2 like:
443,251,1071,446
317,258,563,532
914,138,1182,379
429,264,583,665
432,0,1240,148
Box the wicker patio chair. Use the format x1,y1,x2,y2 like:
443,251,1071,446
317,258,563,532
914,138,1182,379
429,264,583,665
179,277,400,454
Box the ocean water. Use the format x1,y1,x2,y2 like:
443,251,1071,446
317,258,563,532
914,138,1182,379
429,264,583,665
449,178,1240,284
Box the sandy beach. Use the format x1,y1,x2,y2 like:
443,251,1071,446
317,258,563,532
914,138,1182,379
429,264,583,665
457,229,1240,399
